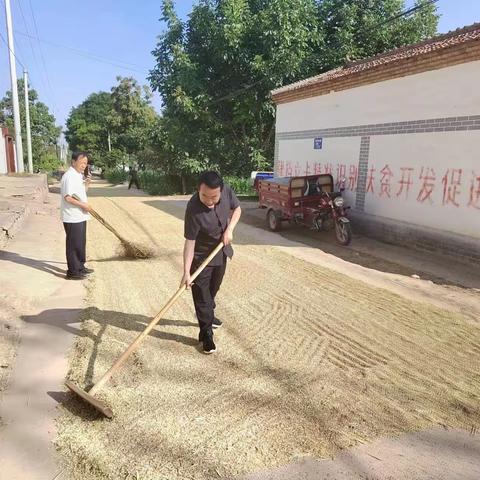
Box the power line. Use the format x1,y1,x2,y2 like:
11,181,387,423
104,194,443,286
0,0,61,125
0,0,26,68
27,0,58,116
17,0,37,62
16,30,150,74
0,28,26,68
16,0,55,114
17,0,44,86
4,0,439,117
306,0,439,68
207,78,265,106
204,0,440,107
375,0,439,29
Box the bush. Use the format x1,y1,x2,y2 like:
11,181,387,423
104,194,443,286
133,172,256,197
224,176,256,196
35,153,63,173
106,169,128,184
138,171,181,195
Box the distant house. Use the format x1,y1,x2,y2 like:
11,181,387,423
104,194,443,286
270,23,480,259
0,127,16,174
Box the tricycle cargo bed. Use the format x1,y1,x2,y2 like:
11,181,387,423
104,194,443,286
258,174,335,210
257,174,352,245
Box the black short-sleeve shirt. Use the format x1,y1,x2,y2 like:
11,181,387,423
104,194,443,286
184,185,240,266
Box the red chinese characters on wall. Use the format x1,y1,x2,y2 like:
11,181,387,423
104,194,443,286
366,166,376,194
442,169,462,207
396,167,414,199
294,162,302,176
379,165,394,198
335,164,347,189
304,162,311,176
365,164,474,209
278,161,359,192
468,171,480,210
348,165,358,192
285,162,293,176
277,161,475,208
417,167,436,204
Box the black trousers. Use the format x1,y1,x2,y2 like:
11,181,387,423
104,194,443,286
128,178,140,189
190,257,227,334
63,221,86,275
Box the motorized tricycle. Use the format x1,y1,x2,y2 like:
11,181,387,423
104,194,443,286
257,174,352,245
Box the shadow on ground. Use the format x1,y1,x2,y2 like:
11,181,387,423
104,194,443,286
0,250,66,278
141,198,480,290
22,306,199,419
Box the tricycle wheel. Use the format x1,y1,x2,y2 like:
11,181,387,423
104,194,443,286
267,209,282,231
335,220,352,245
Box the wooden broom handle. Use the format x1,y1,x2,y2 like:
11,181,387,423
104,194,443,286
89,242,224,395
72,194,125,239
71,193,96,216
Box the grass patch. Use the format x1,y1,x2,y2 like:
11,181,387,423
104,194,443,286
105,170,128,185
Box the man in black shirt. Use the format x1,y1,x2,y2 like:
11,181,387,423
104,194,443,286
181,171,242,354
128,166,140,189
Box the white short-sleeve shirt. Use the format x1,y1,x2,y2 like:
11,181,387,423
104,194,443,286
60,166,90,223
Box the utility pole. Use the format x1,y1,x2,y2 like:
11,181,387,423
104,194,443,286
24,70,33,173
4,0,24,172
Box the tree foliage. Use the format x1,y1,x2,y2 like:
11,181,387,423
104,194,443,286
65,1,439,183
65,77,157,171
0,79,61,171
149,0,439,177
65,91,113,169
110,76,157,155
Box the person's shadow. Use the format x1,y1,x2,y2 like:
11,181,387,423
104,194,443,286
21,306,199,418
0,250,66,278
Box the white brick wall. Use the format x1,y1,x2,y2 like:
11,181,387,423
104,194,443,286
274,60,480,240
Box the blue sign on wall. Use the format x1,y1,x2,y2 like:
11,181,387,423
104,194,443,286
314,137,323,150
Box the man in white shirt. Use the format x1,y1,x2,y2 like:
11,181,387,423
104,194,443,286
60,152,93,279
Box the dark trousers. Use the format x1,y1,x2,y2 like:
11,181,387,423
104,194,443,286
63,221,86,275
191,258,226,334
128,178,140,189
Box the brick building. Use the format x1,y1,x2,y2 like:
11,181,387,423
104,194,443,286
0,127,16,174
271,23,480,260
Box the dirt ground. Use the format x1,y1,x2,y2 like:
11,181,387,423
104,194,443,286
56,182,480,480
0,174,50,406
0,182,85,480
0,302,20,405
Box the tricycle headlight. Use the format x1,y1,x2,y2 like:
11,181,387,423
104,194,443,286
334,197,344,207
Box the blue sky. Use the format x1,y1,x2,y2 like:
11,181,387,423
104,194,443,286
1,0,479,130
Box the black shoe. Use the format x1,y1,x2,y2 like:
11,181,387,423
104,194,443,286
202,330,216,354
212,317,223,329
198,329,214,343
81,268,94,275
66,272,86,280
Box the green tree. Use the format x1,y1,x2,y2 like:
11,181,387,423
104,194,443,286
317,0,439,67
150,0,322,178
65,78,158,172
150,0,439,178
65,91,113,170
149,0,209,184
109,76,157,156
0,79,61,171
397,0,439,45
